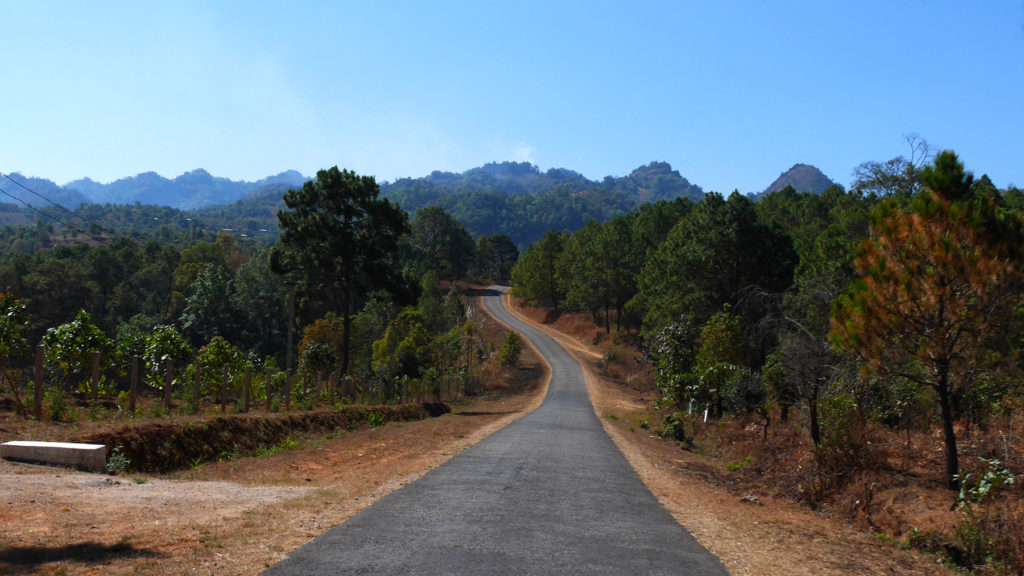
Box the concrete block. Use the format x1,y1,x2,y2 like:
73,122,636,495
1,441,107,472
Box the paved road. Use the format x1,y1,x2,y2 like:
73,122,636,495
263,288,729,575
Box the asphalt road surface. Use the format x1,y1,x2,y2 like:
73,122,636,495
263,288,729,575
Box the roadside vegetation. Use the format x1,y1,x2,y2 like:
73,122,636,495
3,141,1024,573
0,167,521,473
511,143,1024,574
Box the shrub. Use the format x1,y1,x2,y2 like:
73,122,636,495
107,445,130,474
658,412,691,445
499,332,523,367
366,411,385,427
45,387,70,422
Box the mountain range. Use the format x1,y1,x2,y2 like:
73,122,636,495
2,169,307,211
0,161,836,246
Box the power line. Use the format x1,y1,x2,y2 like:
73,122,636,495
0,172,114,236
0,183,89,235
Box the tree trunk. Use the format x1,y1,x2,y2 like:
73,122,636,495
935,374,960,489
341,286,352,377
809,383,821,447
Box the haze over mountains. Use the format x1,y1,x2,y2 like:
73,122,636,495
1,161,837,246
4,161,834,209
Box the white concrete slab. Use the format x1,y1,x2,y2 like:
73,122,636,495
1,441,107,472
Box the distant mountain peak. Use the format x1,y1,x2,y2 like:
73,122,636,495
42,169,307,210
764,163,836,195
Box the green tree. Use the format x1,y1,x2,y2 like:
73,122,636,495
648,316,699,409
632,192,796,334
42,310,113,393
142,325,192,391
180,264,236,346
231,249,288,360
372,308,430,394
0,290,30,368
409,206,476,281
272,166,410,376
831,151,1024,488
510,230,568,310
693,307,751,417
192,336,246,397
0,290,30,413
474,233,519,284
498,331,523,367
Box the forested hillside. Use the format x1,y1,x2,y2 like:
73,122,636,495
2,161,704,247
380,161,703,246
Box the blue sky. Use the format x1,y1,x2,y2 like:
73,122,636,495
2,1,1022,193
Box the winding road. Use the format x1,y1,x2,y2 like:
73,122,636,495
263,288,729,575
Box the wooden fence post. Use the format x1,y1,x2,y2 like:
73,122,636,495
193,360,202,410
220,365,228,413
33,345,44,420
164,357,173,410
90,351,101,401
265,367,272,412
129,356,138,413
285,371,291,412
243,365,251,413
315,371,322,407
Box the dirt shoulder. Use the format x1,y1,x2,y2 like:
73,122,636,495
498,298,956,576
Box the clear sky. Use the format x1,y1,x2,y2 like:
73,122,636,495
2,1,1022,194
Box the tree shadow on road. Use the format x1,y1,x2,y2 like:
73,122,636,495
0,540,159,574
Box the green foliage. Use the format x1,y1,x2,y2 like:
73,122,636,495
408,206,476,281
381,160,702,248
0,290,30,364
106,445,130,474
693,307,752,416
44,387,70,421
632,191,796,334
42,310,112,392
649,316,698,408
818,393,860,451
258,436,302,458
189,336,245,397
831,151,1024,486
273,166,410,375
300,341,336,375
499,331,523,367
510,230,568,309
658,412,690,444
372,309,429,384
473,233,518,283
726,456,753,472
366,411,385,428
142,325,192,387
955,457,1015,507
180,263,236,345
